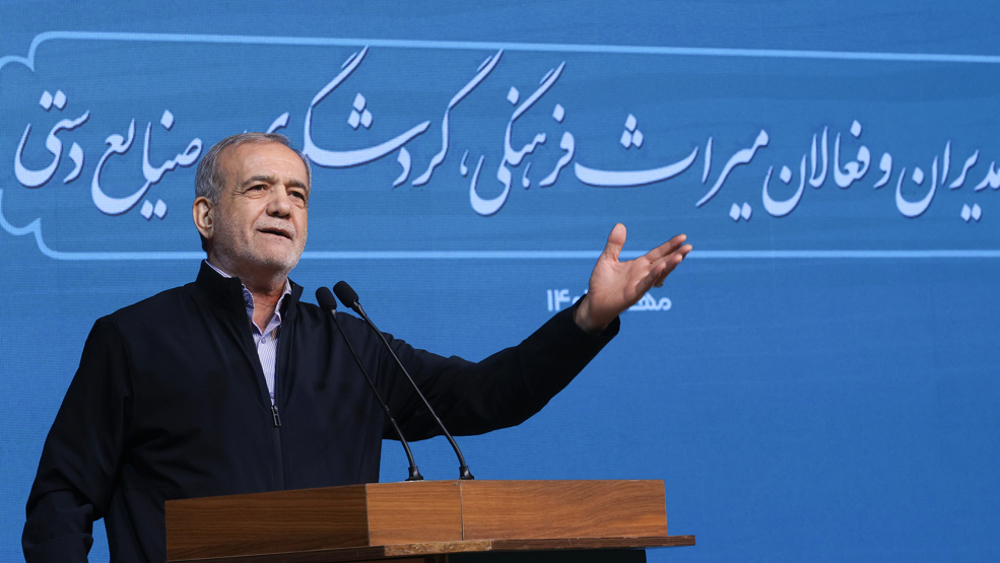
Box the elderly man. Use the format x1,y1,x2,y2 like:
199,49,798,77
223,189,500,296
23,133,691,563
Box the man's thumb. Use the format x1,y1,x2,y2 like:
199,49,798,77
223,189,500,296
602,223,626,261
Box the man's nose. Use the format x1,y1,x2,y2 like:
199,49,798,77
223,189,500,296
267,187,293,216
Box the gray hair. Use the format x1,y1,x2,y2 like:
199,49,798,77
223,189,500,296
194,132,312,203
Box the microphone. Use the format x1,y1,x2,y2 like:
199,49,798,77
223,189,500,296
333,281,474,480
316,287,423,482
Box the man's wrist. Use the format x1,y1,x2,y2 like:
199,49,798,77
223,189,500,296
573,295,611,334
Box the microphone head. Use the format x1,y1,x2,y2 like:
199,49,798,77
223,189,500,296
315,286,338,311
333,281,360,307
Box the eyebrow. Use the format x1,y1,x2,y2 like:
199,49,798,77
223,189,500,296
241,174,309,191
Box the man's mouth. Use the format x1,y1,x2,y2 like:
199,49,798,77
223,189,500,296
258,227,293,240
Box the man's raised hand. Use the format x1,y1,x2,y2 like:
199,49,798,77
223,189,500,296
573,224,692,333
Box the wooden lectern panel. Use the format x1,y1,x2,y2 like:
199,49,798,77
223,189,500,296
167,486,371,560
459,480,668,540
166,480,690,562
365,481,463,545
167,482,465,560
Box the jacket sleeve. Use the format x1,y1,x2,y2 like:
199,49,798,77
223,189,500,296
384,303,619,440
23,317,132,563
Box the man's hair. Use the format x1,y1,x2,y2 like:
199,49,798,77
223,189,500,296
194,132,312,251
195,132,312,203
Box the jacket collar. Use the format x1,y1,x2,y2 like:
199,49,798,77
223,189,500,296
193,261,304,319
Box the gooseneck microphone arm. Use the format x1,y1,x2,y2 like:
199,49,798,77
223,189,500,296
333,281,474,480
316,287,423,482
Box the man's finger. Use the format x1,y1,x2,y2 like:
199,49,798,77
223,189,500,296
650,245,691,286
642,261,668,290
644,233,688,262
648,243,692,270
602,223,627,262
651,265,672,287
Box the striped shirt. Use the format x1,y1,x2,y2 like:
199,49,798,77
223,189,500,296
206,261,291,405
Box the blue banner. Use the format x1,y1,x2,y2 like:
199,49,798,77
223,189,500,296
2,3,999,562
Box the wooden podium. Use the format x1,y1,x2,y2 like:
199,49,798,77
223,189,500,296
165,480,694,563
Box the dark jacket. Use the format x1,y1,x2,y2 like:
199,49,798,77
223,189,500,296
24,263,617,562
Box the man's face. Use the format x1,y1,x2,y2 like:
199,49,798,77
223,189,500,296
206,141,309,279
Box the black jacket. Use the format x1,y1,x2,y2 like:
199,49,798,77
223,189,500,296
24,263,617,562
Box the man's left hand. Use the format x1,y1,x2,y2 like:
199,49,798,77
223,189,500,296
574,223,692,333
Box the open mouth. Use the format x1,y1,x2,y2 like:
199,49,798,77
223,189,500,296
258,227,293,240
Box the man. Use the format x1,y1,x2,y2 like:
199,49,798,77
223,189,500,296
23,133,692,562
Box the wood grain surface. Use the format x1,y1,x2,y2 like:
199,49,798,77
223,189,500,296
167,485,371,560
366,481,463,545
166,480,690,563
459,481,668,540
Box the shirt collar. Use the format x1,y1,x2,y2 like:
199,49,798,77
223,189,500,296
204,260,292,323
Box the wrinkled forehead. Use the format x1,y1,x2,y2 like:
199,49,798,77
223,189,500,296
218,141,311,192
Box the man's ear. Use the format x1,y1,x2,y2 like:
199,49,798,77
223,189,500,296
193,197,214,241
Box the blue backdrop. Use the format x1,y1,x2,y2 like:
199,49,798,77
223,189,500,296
2,1,999,561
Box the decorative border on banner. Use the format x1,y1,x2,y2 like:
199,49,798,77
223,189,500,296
5,31,1000,64
2,32,999,261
